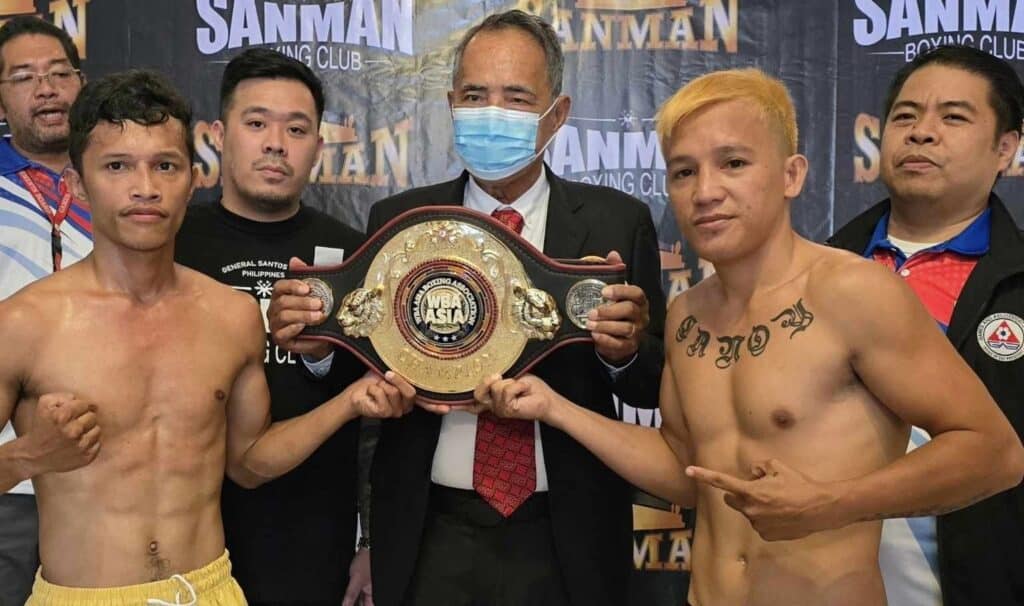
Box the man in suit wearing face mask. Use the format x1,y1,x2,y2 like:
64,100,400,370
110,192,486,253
269,9,666,606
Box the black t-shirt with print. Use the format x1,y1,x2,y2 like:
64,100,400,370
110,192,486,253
176,201,365,602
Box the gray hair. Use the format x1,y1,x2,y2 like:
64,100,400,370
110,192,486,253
451,10,564,98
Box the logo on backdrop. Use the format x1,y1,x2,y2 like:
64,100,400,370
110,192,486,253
195,0,414,70
518,0,738,53
547,113,667,202
0,0,88,58
852,0,1024,62
633,502,692,572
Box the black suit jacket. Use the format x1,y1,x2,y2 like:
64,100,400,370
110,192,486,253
367,167,666,606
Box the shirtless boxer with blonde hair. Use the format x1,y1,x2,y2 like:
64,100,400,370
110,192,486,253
475,68,1024,606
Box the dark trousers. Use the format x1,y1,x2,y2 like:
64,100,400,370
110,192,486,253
402,485,571,606
0,494,38,606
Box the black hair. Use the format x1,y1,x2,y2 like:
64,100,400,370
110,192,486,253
69,69,193,172
219,48,324,121
0,15,81,73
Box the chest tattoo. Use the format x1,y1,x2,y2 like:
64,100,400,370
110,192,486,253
771,298,815,338
674,298,814,369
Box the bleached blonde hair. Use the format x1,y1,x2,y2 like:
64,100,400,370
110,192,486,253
656,68,799,156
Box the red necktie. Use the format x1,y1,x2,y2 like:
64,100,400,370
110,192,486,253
473,206,536,517
490,206,525,235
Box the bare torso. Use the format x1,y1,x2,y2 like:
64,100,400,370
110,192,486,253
10,262,253,587
671,246,909,606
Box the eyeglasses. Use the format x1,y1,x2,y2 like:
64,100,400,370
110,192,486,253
0,67,81,90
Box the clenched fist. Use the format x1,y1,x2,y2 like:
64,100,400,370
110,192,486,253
23,393,101,476
344,371,417,419
473,374,562,422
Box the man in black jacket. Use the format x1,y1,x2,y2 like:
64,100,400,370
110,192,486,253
829,46,1024,606
270,10,665,606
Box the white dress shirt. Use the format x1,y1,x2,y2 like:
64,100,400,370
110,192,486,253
430,170,551,490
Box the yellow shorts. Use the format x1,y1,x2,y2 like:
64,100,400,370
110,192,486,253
25,550,247,606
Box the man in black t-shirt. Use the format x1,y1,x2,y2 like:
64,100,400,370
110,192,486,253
176,48,369,606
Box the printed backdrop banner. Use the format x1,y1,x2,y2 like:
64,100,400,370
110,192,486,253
839,0,1024,229
7,1,1023,603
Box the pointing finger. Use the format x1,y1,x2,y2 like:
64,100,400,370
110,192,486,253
686,466,752,496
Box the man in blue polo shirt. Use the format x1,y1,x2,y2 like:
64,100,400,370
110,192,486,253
0,16,88,605
830,46,1024,606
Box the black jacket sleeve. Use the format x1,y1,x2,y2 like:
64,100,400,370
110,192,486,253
608,205,665,409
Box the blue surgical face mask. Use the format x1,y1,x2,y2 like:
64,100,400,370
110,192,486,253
452,101,559,182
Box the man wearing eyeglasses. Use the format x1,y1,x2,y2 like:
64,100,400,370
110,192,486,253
0,15,88,606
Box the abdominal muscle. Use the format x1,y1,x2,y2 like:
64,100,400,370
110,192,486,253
687,500,886,606
31,421,228,588
680,375,903,606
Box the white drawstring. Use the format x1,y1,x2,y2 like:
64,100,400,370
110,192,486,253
146,574,197,606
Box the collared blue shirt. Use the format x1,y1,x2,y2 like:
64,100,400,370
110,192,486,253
863,208,990,270
0,136,92,299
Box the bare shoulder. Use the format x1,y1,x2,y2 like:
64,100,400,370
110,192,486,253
0,267,82,337
0,286,46,345
176,264,256,310
0,271,88,376
802,242,921,327
174,264,264,341
806,243,913,307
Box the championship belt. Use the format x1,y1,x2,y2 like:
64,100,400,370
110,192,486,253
290,206,626,405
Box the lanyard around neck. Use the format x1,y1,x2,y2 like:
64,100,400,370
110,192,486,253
19,169,73,272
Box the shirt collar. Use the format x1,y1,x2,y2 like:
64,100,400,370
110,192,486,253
464,169,549,231
862,207,991,260
0,137,33,175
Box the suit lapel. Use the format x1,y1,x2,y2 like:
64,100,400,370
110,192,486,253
443,171,470,207
541,167,587,258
